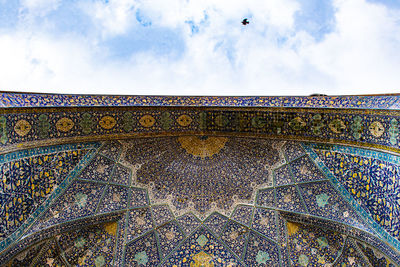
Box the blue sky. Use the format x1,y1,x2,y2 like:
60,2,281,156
0,0,399,95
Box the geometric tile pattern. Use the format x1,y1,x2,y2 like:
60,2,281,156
125,137,281,216
298,181,373,232
334,237,369,266
0,148,89,241
287,221,344,266
5,221,118,266
357,240,397,267
1,138,400,266
313,146,400,241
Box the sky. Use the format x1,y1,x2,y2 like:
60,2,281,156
0,0,399,96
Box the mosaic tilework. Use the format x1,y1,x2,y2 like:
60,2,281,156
277,214,290,265
4,241,46,267
151,205,174,227
220,220,249,258
33,238,66,266
125,231,161,266
4,106,400,158
57,221,117,266
231,205,254,227
274,164,294,186
298,181,373,232
5,221,118,267
203,212,228,236
126,208,153,243
283,141,305,162
177,213,201,236
130,187,148,208
78,154,115,182
244,231,280,267
98,140,122,161
1,137,400,266
0,148,89,241
3,93,400,110
256,188,276,207
334,238,369,266
111,164,131,186
164,227,242,266
287,221,344,266
156,221,185,259
113,215,127,266
313,146,400,242
97,185,129,213
251,208,277,241
275,185,306,213
357,241,397,267
30,180,106,231
125,136,280,215
281,210,400,264
0,213,123,265
289,155,326,182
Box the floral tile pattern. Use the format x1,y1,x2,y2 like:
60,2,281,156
176,213,201,236
287,221,344,266
275,185,306,213
334,238,369,266
203,212,228,236
3,93,400,110
289,155,326,183
57,221,117,266
125,137,280,216
78,154,115,182
125,231,161,266
126,208,154,243
156,220,185,259
298,181,373,232
274,164,294,186
283,141,305,162
0,147,89,241
244,231,280,267
110,164,131,186
231,205,254,227
165,227,242,266
251,208,278,241
6,221,118,267
29,180,106,231
97,184,129,213
357,240,397,267
220,220,250,259
312,145,400,242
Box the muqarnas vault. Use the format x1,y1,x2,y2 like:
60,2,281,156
0,92,400,266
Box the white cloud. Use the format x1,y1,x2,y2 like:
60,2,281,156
81,0,137,37
20,0,61,17
0,0,399,95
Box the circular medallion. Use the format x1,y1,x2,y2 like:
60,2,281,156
369,121,384,137
99,116,117,129
14,119,32,136
56,117,74,132
177,115,192,127
139,115,155,127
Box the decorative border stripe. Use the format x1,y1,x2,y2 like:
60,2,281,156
2,93,400,110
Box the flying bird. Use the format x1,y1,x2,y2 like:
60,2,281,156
242,18,249,25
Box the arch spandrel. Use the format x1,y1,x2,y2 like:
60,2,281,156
0,94,400,266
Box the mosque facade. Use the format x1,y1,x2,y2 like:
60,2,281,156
0,92,399,266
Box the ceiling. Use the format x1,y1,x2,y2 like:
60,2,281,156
0,93,399,266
